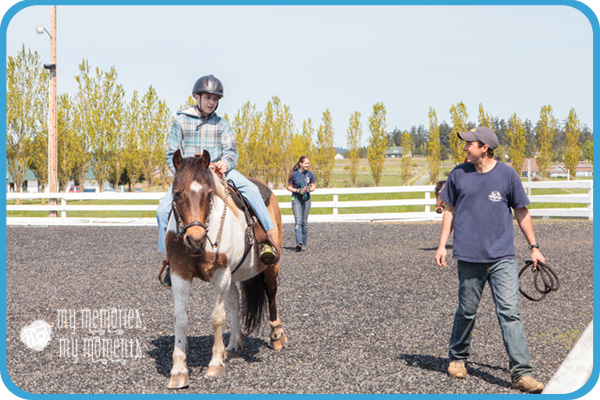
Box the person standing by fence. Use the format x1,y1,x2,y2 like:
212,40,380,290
286,156,316,252
434,126,546,393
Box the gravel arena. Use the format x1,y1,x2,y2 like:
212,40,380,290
5,220,593,395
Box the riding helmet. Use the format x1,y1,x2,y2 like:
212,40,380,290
192,74,224,98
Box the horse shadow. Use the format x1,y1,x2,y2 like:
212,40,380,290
397,353,511,389
420,244,453,251
148,333,270,378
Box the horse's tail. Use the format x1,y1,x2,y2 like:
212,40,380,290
241,272,266,333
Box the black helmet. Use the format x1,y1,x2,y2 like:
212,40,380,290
192,74,224,98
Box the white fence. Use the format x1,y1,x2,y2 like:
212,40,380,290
5,180,593,226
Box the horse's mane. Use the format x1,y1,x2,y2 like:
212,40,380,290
434,180,447,196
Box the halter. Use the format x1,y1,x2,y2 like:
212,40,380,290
172,174,230,250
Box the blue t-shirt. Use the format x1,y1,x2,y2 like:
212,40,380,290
440,161,530,263
290,169,316,201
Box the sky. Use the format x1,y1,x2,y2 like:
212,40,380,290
2,1,595,148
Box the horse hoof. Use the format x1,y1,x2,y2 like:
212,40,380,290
167,373,189,389
226,349,241,359
206,366,226,377
272,332,288,351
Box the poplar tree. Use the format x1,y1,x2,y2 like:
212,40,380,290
507,112,526,176
564,108,581,179
314,109,336,187
427,107,441,184
56,94,78,191
478,103,492,128
123,91,143,190
346,111,362,187
401,130,412,184
6,45,47,192
261,96,294,186
290,119,314,171
232,101,263,178
367,102,387,186
74,60,125,192
536,104,557,177
449,102,469,164
145,86,171,188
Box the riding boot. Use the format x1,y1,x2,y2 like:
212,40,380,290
252,222,280,265
158,257,171,287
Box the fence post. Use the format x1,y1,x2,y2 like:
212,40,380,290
588,181,593,221
61,197,66,219
425,191,431,214
333,193,339,218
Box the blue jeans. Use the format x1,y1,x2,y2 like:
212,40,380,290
291,196,311,246
156,169,274,253
449,259,533,382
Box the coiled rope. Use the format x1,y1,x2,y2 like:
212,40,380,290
518,260,560,302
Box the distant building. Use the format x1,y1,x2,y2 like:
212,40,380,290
384,146,404,158
334,153,344,160
6,169,39,193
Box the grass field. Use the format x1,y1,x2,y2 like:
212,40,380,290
7,158,591,218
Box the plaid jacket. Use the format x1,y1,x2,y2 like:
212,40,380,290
166,105,238,174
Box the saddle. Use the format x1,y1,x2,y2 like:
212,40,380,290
223,176,280,266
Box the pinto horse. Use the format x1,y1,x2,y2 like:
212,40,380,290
165,150,287,389
434,180,447,214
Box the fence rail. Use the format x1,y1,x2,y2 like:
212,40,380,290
5,180,593,226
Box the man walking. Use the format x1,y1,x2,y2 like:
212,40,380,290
434,126,545,393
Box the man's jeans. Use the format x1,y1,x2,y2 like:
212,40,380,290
449,259,533,382
291,196,311,246
156,169,274,253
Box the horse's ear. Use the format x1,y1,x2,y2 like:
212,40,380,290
200,150,211,169
173,150,183,171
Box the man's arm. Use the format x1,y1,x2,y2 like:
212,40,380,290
514,206,545,267
166,120,183,175
434,205,454,268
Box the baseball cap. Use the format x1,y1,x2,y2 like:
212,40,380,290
457,126,498,150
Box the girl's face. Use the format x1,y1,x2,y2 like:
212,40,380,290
300,158,310,171
196,93,220,115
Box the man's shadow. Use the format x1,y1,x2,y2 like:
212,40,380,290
398,353,511,389
148,333,269,378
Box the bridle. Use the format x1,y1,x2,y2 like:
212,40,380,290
172,174,230,250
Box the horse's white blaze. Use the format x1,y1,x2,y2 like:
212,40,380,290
190,181,203,193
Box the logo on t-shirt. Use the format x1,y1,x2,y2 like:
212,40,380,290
488,191,503,202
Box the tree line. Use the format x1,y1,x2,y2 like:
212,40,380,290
6,46,593,193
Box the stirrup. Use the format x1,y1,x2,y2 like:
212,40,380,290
260,243,277,264
158,259,171,287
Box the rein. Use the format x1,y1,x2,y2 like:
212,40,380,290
518,260,560,302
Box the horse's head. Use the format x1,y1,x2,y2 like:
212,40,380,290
171,149,216,256
434,180,447,214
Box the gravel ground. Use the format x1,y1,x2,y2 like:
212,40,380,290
5,220,593,395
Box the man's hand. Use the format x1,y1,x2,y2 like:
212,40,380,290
434,246,447,268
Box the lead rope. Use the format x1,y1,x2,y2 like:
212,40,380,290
207,174,229,249
518,260,560,302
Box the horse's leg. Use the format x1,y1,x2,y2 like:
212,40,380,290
225,282,243,358
167,274,191,389
264,263,288,350
206,269,230,377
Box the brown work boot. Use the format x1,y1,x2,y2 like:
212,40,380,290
512,375,544,393
448,361,467,378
